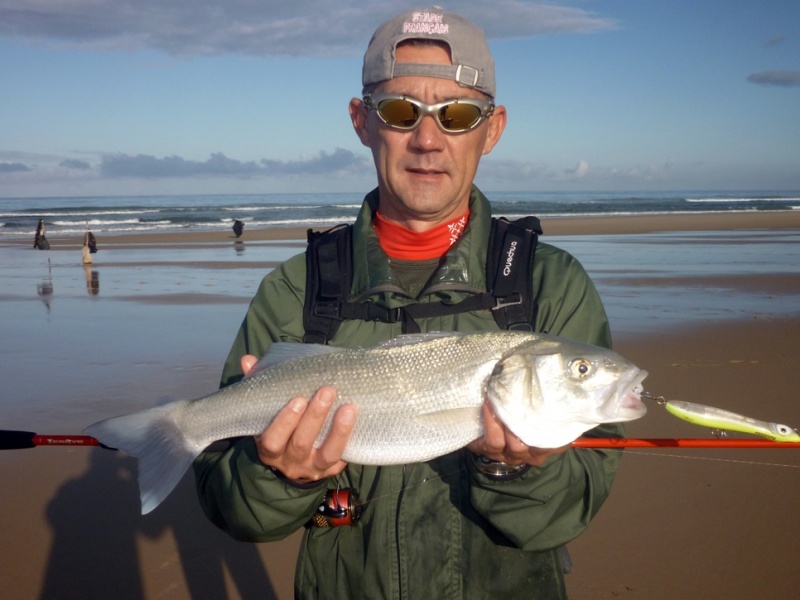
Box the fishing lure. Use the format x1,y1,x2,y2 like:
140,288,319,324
642,392,800,443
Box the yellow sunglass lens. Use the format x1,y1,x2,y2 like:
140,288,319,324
377,100,420,128
438,104,482,130
377,99,483,131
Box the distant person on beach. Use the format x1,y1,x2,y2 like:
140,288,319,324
82,226,98,265
195,8,619,598
85,229,98,254
232,219,244,238
34,218,49,250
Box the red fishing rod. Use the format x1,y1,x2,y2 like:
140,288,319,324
5,428,797,527
2,429,800,451
570,438,800,449
0,430,112,450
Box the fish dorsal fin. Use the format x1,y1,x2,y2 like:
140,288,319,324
376,332,462,349
247,343,344,377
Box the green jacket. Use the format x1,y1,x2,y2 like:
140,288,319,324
194,187,622,600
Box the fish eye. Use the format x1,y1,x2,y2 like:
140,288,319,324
569,358,593,379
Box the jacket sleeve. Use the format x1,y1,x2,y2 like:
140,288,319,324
194,438,328,542
468,424,622,551
193,254,325,541
468,243,623,550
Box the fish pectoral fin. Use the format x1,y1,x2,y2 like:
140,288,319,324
415,407,480,429
249,342,344,376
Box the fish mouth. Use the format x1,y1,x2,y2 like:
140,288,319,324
603,369,649,420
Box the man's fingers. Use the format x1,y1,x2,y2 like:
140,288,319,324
526,444,570,467
286,386,337,457
468,399,572,468
256,395,308,459
255,387,355,481
314,405,357,468
241,354,258,377
503,429,529,456
479,401,507,454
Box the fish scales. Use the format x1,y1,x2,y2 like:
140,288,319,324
178,332,525,464
84,331,648,513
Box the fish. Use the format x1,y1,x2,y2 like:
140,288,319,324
84,331,648,514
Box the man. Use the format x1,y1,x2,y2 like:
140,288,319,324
195,8,621,599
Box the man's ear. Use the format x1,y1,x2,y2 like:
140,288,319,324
349,98,371,147
481,104,507,155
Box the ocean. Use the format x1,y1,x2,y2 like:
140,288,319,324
1,190,799,239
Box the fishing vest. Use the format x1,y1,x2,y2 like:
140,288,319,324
302,216,543,344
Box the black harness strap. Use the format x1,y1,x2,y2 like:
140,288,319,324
334,294,499,334
303,224,352,344
302,216,542,343
486,216,542,331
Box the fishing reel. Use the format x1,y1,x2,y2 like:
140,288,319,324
312,488,363,527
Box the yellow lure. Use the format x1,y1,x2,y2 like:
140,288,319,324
664,400,800,443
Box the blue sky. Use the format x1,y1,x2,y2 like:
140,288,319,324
1,0,798,198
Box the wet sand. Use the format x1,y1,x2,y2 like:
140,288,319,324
1,211,799,599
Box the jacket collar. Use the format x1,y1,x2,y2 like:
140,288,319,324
350,186,491,300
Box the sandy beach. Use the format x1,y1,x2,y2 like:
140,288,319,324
1,211,799,599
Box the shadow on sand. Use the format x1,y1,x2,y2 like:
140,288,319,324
39,449,280,600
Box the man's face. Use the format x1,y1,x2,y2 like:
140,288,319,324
350,43,506,230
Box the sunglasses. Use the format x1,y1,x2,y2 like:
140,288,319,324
363,93,495,133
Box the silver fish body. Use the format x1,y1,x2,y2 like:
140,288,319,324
85,331,647,513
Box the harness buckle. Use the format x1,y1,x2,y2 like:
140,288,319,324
492,292,523,311
364,304,402,323
314,302,342,320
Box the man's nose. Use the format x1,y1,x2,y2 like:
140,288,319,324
408,113,446,151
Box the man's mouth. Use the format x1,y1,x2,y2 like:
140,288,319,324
408,168,443,174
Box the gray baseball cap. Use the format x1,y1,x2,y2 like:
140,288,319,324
362,8,496,97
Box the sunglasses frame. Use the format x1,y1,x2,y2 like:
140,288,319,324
363,93,495,134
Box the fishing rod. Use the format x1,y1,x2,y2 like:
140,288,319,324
571,438,800,449
2,429,799,452
5,423,798,526
5,392,800,451
0,430,111,450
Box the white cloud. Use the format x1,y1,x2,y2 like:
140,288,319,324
0,150,67,163
0,1,616,57
746,71,800,88
59,159,92,170
0,148,371,186
99,149,370,178
478,156,682,189
764,35,786,48
564,159,589,179
0,162,31,173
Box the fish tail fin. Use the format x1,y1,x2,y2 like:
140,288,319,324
84,401,198,514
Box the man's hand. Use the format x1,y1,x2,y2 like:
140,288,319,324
467,399,568,467
241,354,357,483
